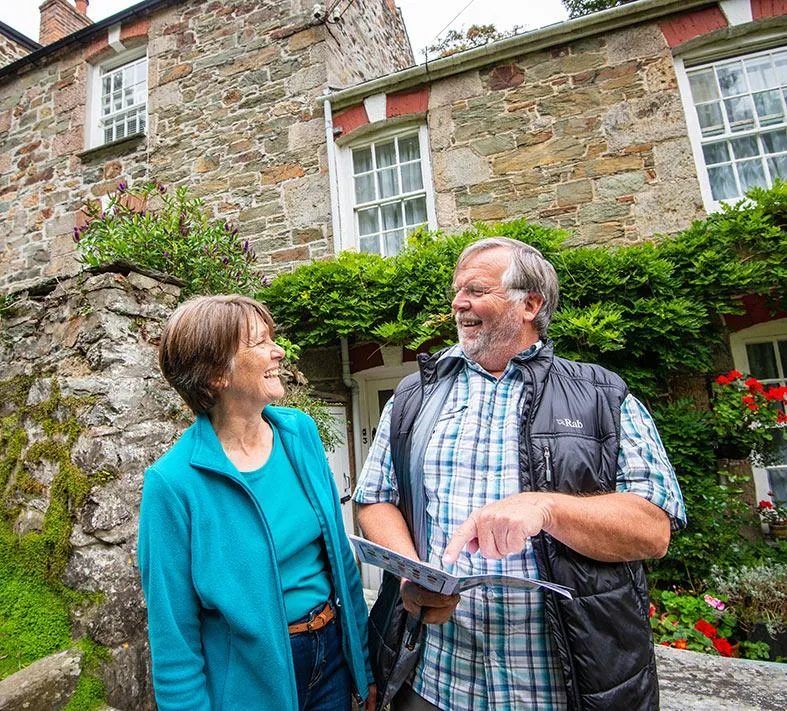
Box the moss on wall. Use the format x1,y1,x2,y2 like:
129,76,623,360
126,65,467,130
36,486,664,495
0,374,108,706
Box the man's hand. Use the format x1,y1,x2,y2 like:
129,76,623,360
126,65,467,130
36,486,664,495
400,578,460,624
443,492,553,564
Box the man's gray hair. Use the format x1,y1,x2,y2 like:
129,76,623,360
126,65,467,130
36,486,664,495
454,237,560,337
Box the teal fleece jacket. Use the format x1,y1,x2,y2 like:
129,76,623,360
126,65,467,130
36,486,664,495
138,407,372,711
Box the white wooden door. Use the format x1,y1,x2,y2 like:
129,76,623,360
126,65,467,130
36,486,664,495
324,405,354,537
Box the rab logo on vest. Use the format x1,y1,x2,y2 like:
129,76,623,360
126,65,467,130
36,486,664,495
556,418,584,429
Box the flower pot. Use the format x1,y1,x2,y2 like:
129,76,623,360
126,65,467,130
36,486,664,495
768,522,787,540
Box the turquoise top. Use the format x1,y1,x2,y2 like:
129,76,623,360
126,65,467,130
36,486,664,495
241,424,331,623
138,407,372,711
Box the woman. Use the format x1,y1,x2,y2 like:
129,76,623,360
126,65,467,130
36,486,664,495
138,294,376,711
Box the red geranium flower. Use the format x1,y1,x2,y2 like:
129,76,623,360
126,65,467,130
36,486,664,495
674,639,688,650
745,377,765,393
729,370,743,379
713,637,733,657
759,500,774,509
715,375,731,385
649,603,656,618
694,620,718,639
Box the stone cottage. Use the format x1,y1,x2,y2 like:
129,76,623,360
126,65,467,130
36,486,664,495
0,0,786,703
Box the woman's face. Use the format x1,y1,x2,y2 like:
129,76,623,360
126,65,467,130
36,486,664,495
221,317,286,409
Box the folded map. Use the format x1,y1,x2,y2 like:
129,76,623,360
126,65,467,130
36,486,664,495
349,535,573,599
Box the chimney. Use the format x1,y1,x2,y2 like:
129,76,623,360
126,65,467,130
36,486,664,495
39,0,92,45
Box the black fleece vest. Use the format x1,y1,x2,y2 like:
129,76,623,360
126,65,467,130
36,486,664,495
389,344,659,711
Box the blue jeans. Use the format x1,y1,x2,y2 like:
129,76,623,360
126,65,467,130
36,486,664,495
289,603,353,711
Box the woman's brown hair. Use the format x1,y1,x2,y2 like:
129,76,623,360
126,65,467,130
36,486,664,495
158,294,276,414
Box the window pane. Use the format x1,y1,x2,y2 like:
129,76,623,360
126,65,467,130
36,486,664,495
376,141,397,168
383,230,404,256
139,113,146,133
357,207,378,236
730,136,759,159
768,154,787,180
762,129,787,153
775,51,787,85
359,235,380,254
724,96,755,132
703,141,730,165
104,127,113,143
102,76,111,95
401,162,423,193
697,102,725,136
747,342,779,380
779,340,787,378
378,167,399,199
754,90,784,125
708,164,738,200
381,202,403,231
738,158,766,190
717,62,746,97
354,174,375,203
399,135,420,162
404,196,427,226
745,56,776,92
113,72,122,91
128,115,138,135
353,147,372,174
767,463,787,501
689,69,719,103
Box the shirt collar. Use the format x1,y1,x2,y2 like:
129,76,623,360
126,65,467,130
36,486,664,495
440,341,544,373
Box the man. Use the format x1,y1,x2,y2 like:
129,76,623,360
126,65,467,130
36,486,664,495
353,237,686,711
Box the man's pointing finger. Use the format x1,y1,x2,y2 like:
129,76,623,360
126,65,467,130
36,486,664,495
442,516,478,565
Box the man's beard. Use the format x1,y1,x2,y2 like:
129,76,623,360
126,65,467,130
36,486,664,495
456,305,523,363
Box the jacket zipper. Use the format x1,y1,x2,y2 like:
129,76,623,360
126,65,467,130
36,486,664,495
543,446,552,486
523,362,581,711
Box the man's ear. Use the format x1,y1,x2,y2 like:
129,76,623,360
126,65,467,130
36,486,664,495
521,293,544,324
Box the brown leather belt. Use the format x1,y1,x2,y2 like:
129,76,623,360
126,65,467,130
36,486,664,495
287,602,335,635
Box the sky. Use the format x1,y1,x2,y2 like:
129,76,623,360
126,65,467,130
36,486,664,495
1,0,569,57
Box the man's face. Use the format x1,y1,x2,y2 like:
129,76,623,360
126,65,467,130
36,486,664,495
451,248,540,370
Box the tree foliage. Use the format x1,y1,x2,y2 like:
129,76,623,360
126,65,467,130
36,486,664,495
562,0,633,19
426,24,520,58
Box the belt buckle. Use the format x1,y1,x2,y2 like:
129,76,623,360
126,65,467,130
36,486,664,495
306,602,329,632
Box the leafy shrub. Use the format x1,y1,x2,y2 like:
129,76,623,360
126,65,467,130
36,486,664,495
75,181,266,298
709,564,787,637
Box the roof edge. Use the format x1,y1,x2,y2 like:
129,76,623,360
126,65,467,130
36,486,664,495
0,19,42,52
323,0,717,109
0,0,178,83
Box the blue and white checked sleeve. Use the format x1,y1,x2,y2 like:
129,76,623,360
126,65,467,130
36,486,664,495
352,396,400,506
617,394,687,531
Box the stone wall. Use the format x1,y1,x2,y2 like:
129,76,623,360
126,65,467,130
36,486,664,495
0,32,34,68
0,269,186,710
0,0,413,293
426,21,707,244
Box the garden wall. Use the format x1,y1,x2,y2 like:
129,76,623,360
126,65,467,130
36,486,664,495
0,268,186,709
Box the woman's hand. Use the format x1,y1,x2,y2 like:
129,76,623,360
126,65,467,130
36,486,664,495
364,684,377,710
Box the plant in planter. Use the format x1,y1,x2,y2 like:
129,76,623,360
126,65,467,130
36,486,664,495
708,564,787,661
650,589,738,656
757,497,787,539
710,371,787,464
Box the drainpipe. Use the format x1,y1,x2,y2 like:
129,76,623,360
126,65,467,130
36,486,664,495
323,99,343,257
341,336,362,508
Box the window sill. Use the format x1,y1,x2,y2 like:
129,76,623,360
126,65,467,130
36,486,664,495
78,132,146,162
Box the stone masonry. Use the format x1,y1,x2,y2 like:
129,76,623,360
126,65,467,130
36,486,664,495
0,29,36,69
0,0,412,292
1,268,186,710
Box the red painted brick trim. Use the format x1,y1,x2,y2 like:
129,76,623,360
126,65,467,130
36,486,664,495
659,7,728,48
386,86,429,118
333,103,369,138
752,0,787,19
723,294,787,332
120,17,150,43
83,35,110,63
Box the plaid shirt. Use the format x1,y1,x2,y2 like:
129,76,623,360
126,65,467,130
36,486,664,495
353,343,686,710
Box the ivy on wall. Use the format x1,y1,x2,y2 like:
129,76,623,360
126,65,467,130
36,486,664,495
262,183,787,401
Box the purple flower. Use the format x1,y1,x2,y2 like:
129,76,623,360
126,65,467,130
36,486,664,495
223,257,229,264
163,250,170,258
157,183,166,193
231,227,238,237
117,180,128,192
242,240,249,253
72,227,81,243
224,222,232,232
99,211,106,220
261,276,272,288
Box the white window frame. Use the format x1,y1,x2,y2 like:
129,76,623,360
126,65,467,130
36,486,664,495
729,318,787,516
674,36,787,212
86,46,148,149
336,123,437,256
